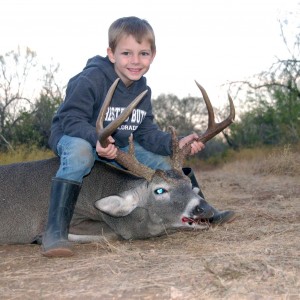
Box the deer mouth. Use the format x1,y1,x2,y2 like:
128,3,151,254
181,216,210,226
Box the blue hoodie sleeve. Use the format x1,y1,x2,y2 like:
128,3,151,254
57,74,101,147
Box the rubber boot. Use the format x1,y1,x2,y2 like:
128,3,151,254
182,167,236,225
182,167,205,199
41,177,81,257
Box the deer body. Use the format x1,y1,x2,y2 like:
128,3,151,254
0,157,210,244
0,80,235,246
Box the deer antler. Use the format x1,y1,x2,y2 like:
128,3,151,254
96,78,155,181
97,79,235,178
171,81,235,170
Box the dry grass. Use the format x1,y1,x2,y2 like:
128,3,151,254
0,148,299,299
218,144,300,177
0,146,54,165
251,145,300,176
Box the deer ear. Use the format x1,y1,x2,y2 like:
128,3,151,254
95,194,139,217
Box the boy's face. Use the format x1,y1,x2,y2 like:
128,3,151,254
107,34,155,87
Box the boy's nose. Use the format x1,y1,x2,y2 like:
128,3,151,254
130,54,140,64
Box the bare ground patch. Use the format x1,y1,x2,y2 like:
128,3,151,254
0,161,299,299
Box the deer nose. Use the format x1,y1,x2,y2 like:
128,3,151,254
195,200,214,218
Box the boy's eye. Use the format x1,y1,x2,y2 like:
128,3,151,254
122,52,130,56
141,52,150,56
154,188,167,195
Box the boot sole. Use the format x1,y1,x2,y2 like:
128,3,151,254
42,248,74,258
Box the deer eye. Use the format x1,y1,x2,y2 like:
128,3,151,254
154,188,167,195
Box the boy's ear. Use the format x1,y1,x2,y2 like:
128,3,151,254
150,51,156,64
107,48,116,63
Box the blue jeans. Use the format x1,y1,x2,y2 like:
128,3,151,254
56,135,171,182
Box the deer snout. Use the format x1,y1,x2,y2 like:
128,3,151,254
193,200,214,218
192,205,204,215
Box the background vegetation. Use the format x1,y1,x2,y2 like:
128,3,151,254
0,21,299,165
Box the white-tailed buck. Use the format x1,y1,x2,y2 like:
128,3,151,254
0,80,235,247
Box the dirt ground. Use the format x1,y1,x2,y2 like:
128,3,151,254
0,160,299,300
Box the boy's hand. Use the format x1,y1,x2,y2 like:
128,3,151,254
179,133,205,155
96,136,118,159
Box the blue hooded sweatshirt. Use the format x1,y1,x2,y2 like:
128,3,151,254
49,55,172,156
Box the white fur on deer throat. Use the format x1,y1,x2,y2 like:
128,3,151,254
178,197,201,227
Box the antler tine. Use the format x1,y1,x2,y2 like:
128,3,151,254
95,78,155,181
177,81,235,166
96,78,148,147
194,80,235,143
96,78,120,146
112,135,156,182
170,126,185,171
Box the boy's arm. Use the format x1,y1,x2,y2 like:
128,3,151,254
178,133,205,155
58,76,101,146
134,117,205,156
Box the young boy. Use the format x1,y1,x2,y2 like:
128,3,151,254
42,16,233,257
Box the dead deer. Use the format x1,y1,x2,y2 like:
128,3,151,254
0,79,234,245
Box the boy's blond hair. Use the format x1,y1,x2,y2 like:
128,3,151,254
108,16,156,53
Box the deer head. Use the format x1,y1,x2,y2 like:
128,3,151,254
93,79,235,239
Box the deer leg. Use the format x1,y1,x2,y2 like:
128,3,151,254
41,178,81,257
182,167,236,225
182,167,205,198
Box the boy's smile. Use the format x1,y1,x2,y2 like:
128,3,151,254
107,34,156,87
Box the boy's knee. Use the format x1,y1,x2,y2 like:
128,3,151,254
71,141,94,170
59,136,95,170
